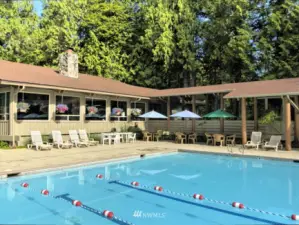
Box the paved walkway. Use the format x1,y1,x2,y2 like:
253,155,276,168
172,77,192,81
1,141,299,177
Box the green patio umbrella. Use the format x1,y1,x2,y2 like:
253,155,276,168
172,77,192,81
203,109,236,133
203,109,236,119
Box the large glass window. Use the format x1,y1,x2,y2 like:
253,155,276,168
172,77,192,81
17,93,49,120
0,92,9,120
85,98,106,121
110,101,127,121
56,96,80,121
131,102,145,121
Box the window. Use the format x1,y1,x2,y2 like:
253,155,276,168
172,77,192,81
17,93,49,120
110,101,127,121
0,92,9,120
131,102,145,121
85,98,106,121
56,96,80,121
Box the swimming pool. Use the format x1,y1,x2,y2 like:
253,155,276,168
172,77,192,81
1,152,299,225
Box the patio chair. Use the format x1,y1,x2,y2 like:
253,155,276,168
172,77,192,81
226,134,236,146
175,132,187,144
78,129,99,146
143,131,152,142
128,133,136,143
205,133,214,145
52,130,72,149
188,133,197,144
213,134,225,147
244,131,262,150
29,131,52,151
69,130,89,147
112,133,121,145
102,133,111,145
263,135,282,151
153,130,163,141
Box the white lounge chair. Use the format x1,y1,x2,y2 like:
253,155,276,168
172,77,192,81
29,131,52,151
78,129,99,146
263,135,282,151
52,130,72,149
69,130,89,147
244,131,262,150
128,133,136,143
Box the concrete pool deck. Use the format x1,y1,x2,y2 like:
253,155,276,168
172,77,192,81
1,141,299,177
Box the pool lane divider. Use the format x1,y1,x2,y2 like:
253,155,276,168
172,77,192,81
109,180,292,223
16,182,135,225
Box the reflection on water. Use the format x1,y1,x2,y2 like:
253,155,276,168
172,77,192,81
47,175,54,191
6,182,15,201
78,170,84,185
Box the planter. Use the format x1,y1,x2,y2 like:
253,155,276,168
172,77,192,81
17,102,30,113
87,106,98,115
56,104,69,114
112,108,123,116
131,108,142,116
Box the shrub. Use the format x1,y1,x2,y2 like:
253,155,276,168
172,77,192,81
0,141,9,149
259,110,279,125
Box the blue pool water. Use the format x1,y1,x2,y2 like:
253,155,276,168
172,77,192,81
1,152,299,225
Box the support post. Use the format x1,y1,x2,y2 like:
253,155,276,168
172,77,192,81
284,96,292,151
220,93,224,134
253,97,258,131
295,96,299,142
167,96,170,130
9,86,15,147
192,95,196,132
106,97,111,122
241,98,247,145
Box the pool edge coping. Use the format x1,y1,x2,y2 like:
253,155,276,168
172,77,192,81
178,149,299,162
0,150,177,179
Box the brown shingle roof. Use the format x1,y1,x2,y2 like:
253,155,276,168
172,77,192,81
0,60,298,98
0,60,154,98
151,78,299,98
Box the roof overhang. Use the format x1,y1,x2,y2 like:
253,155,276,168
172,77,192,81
224,92,299,99
150,89,234,98
0,80,150,100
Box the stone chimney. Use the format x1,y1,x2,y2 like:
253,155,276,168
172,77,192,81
58,48,79,78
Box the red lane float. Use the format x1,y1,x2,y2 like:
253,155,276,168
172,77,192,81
292,214,299,220
154,186,163,192
193,194,204,200
21,182,29,188
103,210,114,219
96,174,103,179
72,200,82,207
232,202,244,209
131,181,139,187
41,189,49,195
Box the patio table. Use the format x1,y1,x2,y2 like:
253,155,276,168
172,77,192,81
101,132,133,145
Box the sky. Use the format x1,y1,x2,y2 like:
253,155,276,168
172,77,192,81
33,0,43,16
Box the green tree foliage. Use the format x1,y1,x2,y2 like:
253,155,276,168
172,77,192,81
0,0,298,88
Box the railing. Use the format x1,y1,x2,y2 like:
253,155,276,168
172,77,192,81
0,120,9,135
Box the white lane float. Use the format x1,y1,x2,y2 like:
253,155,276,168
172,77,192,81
193,193,204,200
131,181,139,187
103,210,114,219
154,186,163,192
72,200,82,207
232,202,244,209
21,182,29,188
291,214,299,220
96,174,103,179
41,189,49,195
